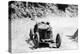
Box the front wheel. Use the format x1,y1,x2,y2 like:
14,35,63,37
33,33,39,48
56,33,61,48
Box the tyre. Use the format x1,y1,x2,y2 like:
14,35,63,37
33,33,39,48
56,33,61,48
29,29,33,40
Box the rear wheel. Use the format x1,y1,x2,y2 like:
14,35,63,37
56,33,61,48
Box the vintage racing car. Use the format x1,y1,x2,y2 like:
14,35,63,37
29,22,61,49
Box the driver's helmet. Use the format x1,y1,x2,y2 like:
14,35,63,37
37,22,50,29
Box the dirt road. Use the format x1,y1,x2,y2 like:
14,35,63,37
11,16,78,53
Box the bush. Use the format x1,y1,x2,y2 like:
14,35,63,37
9,1,78,21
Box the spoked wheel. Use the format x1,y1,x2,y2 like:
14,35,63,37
33,33,39,48
56,33,61,48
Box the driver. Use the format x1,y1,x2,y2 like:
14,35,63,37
38,22,50,29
